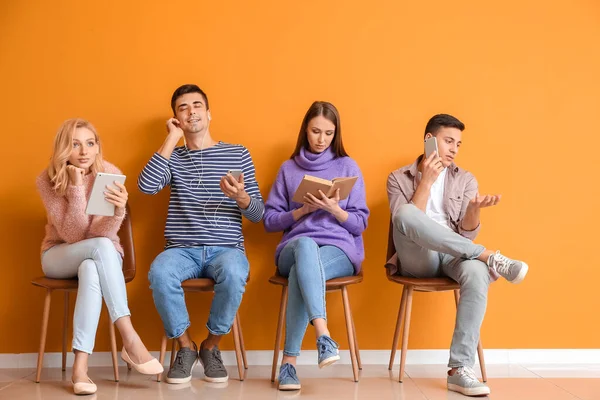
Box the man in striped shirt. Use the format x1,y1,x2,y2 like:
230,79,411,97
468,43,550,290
139,84,264,384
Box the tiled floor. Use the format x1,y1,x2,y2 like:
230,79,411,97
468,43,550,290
0,364,599,399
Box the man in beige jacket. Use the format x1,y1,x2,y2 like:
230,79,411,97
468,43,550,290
387,114,528,397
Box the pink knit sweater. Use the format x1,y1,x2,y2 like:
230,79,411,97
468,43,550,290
36,161,125,256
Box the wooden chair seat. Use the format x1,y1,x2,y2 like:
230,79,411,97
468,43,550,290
269,273,363,289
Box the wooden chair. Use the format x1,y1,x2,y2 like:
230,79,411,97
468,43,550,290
269,269,363,382
32,205,135,383
385,221,487,382
157,278,248,382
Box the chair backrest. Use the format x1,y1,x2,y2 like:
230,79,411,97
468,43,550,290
386,219,395,262
118,204,136,282
385,218,400,277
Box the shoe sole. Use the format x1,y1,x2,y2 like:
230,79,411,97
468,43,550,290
448,383,490,396
199,357,229,383
166,360,197,384
74,388,97,395
203,375,229,383
278,383,301,391
73,387,97,395
318,354,340,369
510,262,529,284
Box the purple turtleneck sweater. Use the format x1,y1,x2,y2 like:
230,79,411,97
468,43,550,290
264,147,370,273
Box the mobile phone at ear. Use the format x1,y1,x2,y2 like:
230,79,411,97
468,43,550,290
228,169,243,180
424,137,438,158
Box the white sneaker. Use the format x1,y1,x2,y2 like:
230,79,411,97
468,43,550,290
447,366,490,396
487,251,528,284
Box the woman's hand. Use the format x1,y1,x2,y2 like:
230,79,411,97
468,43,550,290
303,189,348,222
104,181,128,212
292,203,318,221
67,165,85,186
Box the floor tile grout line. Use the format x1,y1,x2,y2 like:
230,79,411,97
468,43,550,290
0,369,36,393
546,379,585,400
520,364,544,379
408,375,431,400
519,365,585,400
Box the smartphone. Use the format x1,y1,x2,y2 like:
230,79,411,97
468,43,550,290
228,169,243,180
424,136,438,158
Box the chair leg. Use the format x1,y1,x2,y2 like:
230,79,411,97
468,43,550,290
231,315,244,381
236,312,248,369
109,322,119,382
399,286,414,383
341,286,359,382
170,339,177,368
350,307,362,370
157,335,168,382
455,289,487,381
389,286,408,370
271,285,287,383
62,292,69,371
477,339,487,382
453,289,460,306
35,289,52,383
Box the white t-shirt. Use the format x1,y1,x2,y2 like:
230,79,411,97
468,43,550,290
423,168,451,229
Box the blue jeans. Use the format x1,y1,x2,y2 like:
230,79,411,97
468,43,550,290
42,238,129,354
277,237,354,357
148,246,249,338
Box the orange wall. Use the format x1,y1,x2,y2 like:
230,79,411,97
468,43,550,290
1,1,599,354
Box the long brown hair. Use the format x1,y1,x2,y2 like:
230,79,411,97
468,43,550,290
290,101,349,158
47,118,104,196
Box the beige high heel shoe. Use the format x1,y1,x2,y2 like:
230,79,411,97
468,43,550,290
121,347,164,375
72,378,97,395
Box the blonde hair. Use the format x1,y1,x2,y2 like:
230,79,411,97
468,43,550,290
48,118,104,195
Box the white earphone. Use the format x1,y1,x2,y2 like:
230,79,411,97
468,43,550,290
183,124,231,229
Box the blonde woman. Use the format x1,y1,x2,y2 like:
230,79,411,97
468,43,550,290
36,119,163,395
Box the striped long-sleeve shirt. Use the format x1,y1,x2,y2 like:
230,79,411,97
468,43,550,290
138,142,264,252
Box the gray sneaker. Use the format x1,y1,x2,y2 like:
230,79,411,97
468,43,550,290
199,345,229,383
447,366,490,396
166,342,198,384
487,251,528,284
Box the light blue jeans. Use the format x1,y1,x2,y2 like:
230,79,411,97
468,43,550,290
41,238,130,355
392,204,491,368
148,246,249,338
277,237,354,357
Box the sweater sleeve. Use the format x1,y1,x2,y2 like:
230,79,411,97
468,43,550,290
88,163,126,238
263,167,296,232
138,153,172,195
239,147,265,223
339,167,369,236
36,173,88,243
457,174,481,240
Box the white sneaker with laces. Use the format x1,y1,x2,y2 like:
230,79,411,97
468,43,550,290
487,250,528,284
447,366,490,396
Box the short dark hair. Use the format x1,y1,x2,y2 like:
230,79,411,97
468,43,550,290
424,114,465,138
171,84,209,114
291,101,349,158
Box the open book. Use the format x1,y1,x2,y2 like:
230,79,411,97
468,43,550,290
292,175,358,204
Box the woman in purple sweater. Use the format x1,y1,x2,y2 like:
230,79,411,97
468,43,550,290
264,101,369,391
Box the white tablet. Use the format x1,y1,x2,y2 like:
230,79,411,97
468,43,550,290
85,172,127,216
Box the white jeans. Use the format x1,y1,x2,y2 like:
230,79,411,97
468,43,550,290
42,237,130,354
